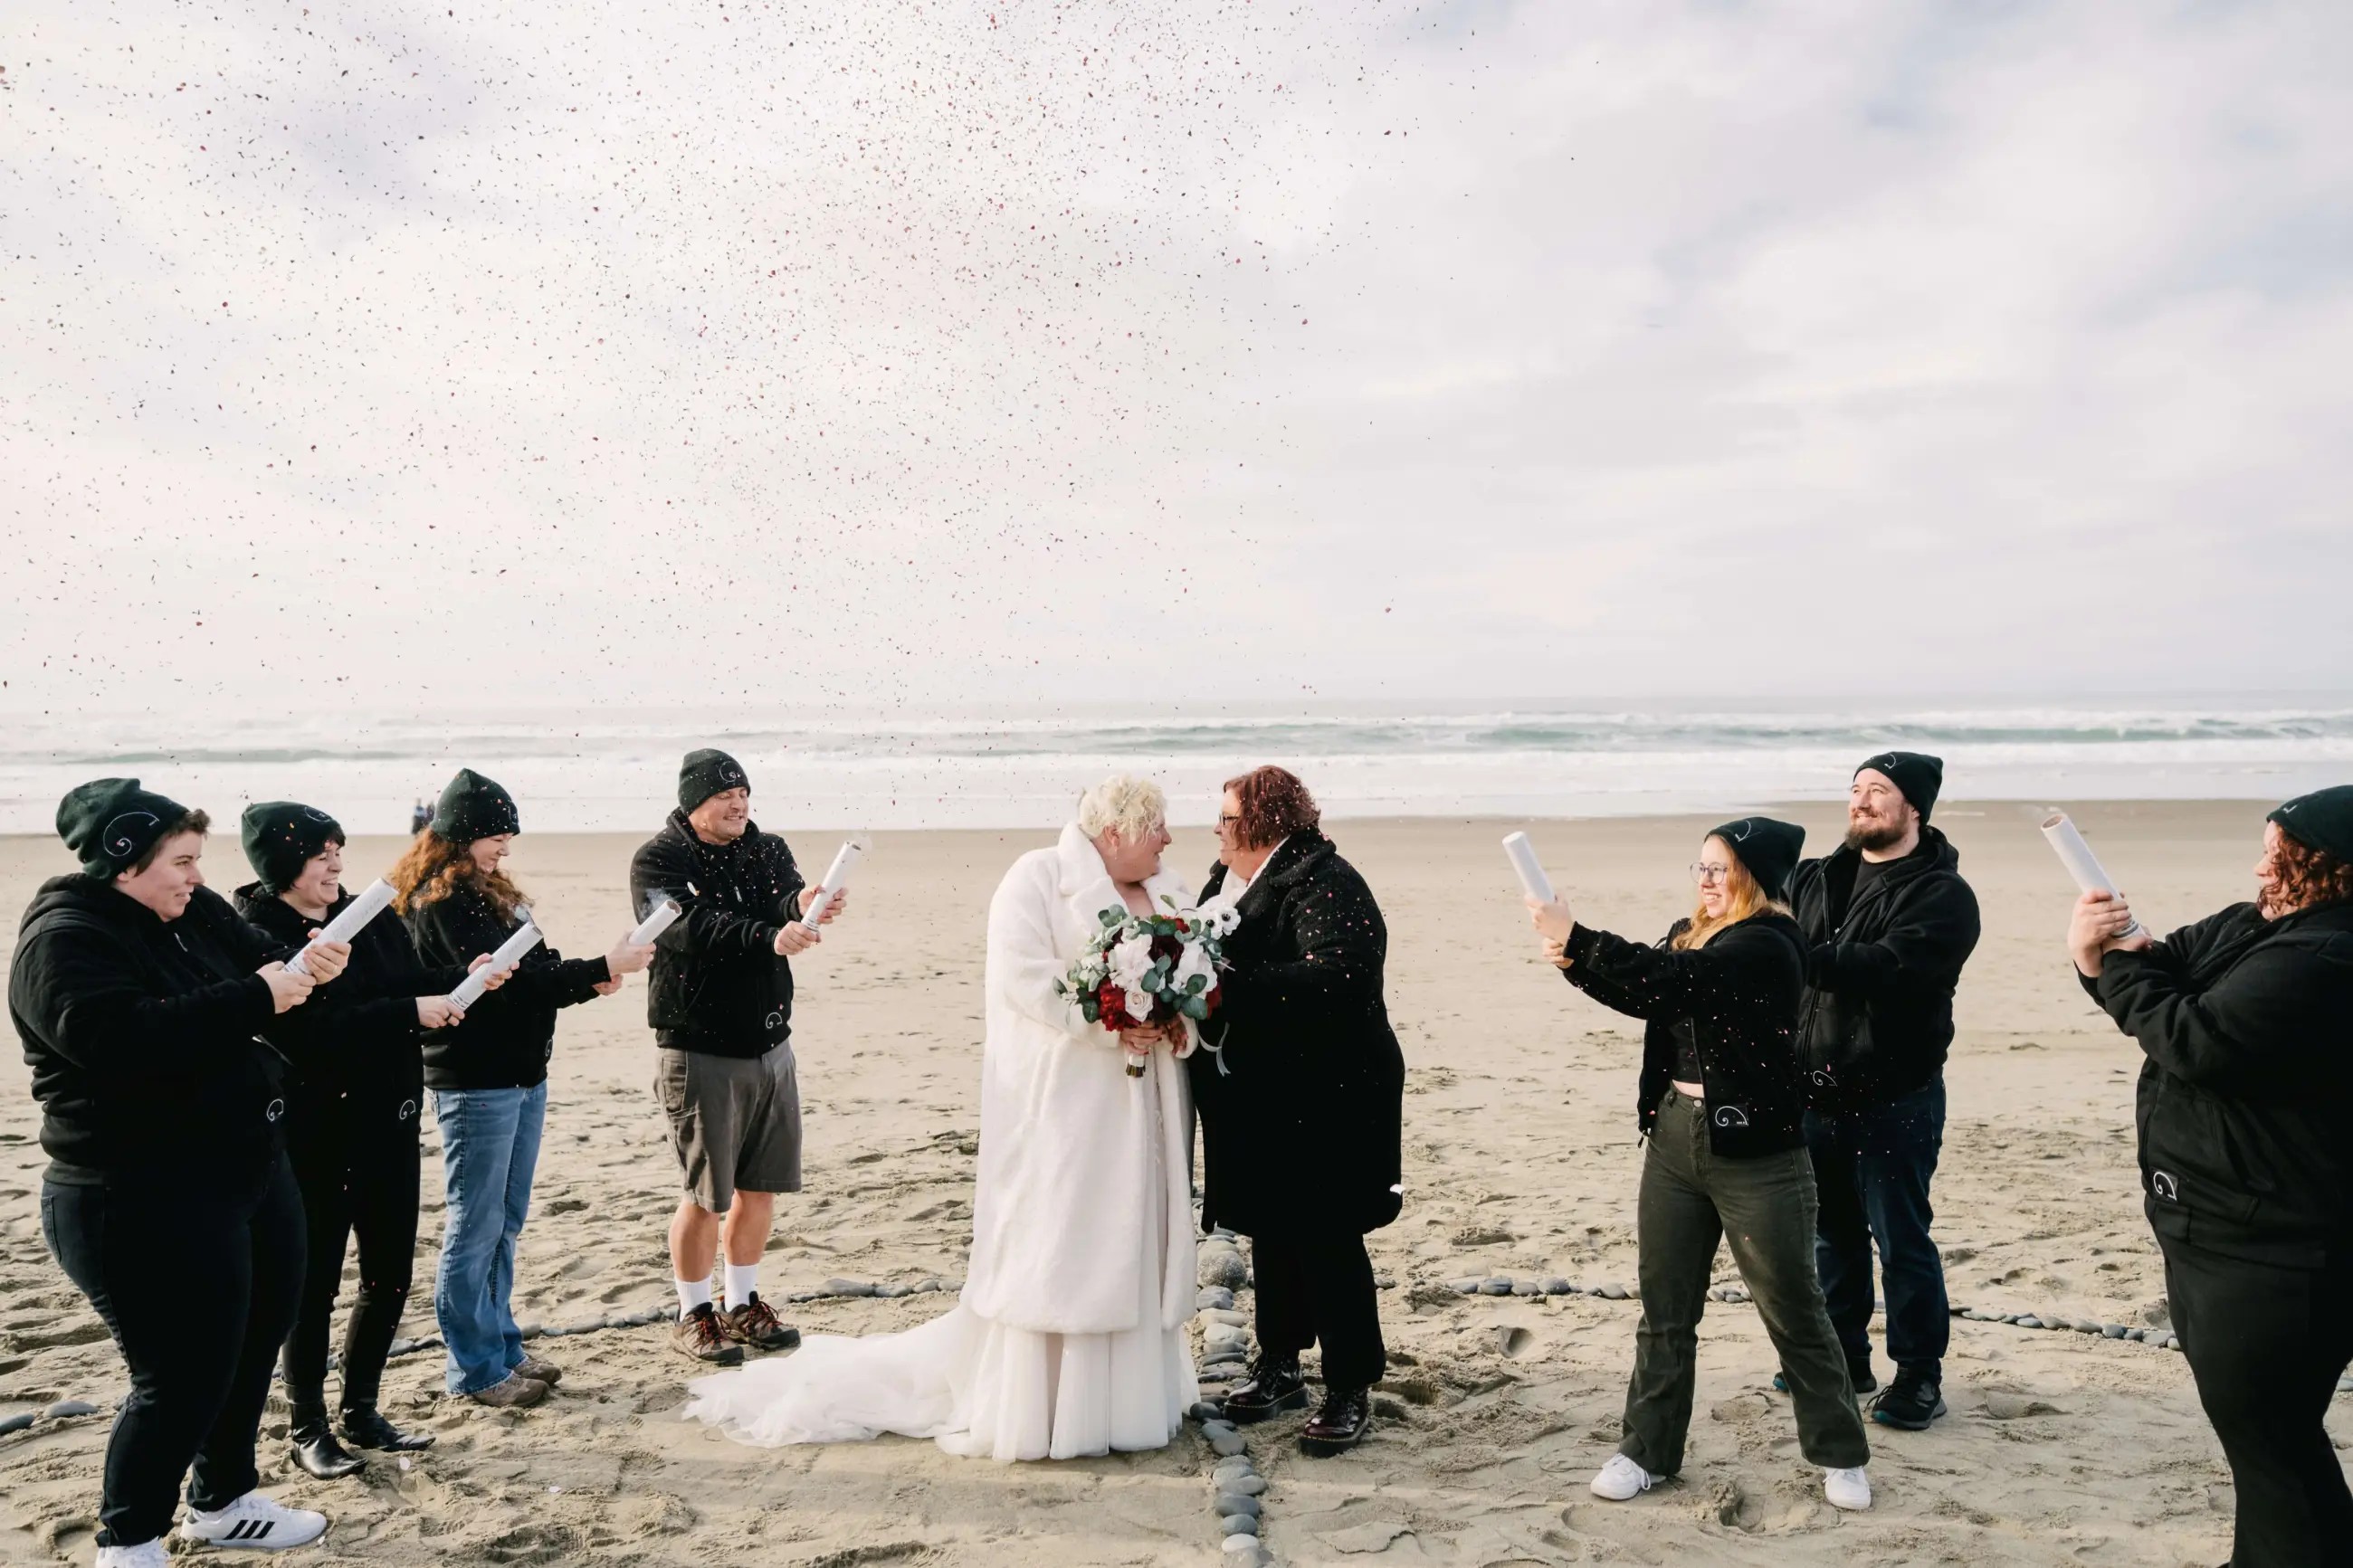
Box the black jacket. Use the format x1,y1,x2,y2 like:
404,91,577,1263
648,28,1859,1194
1786,828,1981,1111
404,885,609,1090
12,877,297,1176
1186,832,1406,1237
628,813,806,1058
2084,898,2353,1265
1561,911,1810,1159
234,882,466,1136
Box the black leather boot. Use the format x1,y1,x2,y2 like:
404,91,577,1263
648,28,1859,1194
1298,1385,1373,1457
1220,1355,1310,1424
339,1402,435,1453
289,1392,367,1478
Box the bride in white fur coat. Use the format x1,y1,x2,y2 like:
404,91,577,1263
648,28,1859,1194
681,776,1200,1460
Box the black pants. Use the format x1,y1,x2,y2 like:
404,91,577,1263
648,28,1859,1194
41,1156,306,1549
1625,1089,1869,1476
1805,1078,1949,1380
281,1116,422,1411
1248,1229,1386,1392
2159,1226,2353,1568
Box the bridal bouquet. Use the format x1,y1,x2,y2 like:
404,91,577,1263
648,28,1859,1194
1057,897,1239,1077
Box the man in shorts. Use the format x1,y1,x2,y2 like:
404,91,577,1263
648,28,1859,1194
629,749,846,1364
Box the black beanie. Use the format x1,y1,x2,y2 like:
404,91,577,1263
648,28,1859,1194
57,778,192,879
678,748,750,814
242,801,346,893
1855,750,1944,823
1708,816,1805,902
2269,784,2353,865
429,768,520,842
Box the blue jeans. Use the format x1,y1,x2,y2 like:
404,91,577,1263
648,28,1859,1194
1805,1078,1948,1381
431,1084,546,1395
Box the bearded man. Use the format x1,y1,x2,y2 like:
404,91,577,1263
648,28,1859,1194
1778,752,1980,1431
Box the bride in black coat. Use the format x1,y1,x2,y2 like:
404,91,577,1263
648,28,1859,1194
1188,766,1404,1458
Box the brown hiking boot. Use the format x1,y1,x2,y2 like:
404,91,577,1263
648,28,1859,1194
512,1354,563,1387
464,1373,548,1410
719,1294,802,1352
670,1304,746,1365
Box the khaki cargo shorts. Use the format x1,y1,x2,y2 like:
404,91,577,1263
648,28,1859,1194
655,1042,803,1214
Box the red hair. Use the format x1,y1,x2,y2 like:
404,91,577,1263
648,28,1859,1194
1222,766,1319,851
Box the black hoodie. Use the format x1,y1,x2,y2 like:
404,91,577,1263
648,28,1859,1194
11,877,297,1177
626,811,805,1057
403,885,610,1091
234,882,468,1132
2084,899,2353,1264
1560,911,1811,1159
1786,826,1981,1111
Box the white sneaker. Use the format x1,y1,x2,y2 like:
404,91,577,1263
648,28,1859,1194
1590,1453,1658,1500
1824,1465,1872,1511
178,1490,329,1550
94,1541,171,1568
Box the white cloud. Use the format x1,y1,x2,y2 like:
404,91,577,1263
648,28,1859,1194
3,0,2347,717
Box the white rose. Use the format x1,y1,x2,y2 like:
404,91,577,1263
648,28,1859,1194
1108,933,1156,990
1174,941,1215,991
1123,986,1156,1022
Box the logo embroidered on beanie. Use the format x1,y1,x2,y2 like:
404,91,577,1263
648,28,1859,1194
101,812,159,859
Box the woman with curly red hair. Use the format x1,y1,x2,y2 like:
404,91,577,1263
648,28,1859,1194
2070,785,2353,1568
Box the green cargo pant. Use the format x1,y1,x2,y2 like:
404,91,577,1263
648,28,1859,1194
1619,1088,1871,1476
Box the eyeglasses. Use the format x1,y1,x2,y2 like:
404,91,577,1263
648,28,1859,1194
1689,862,1732,885
1216,814,1243,829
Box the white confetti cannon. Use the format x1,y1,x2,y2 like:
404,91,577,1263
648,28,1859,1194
2040,812,2147,942
627,896,681,946
286,877,396,977
448,916,545,1010
799,836,868,931
1501,831,1557,904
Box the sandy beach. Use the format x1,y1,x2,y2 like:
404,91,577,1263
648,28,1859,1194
0,801,2310,1566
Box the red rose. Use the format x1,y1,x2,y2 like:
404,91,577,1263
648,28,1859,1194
1094,977,1132,1030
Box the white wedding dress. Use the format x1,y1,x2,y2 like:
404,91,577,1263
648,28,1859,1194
681,826,1200,1461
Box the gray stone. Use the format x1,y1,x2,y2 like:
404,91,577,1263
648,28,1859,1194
1374,1272,1397,1289
1448,1278,1481,1295
876,1283,914,1298
2015,1316,2043,1329
518,1322,545,1340
1200,1308,1251,1327
2101,1324,2129,1339
1197,1287,1236,1312
914,1278,944,1294
45,1400,100,1420
1211,1226,1239,1240
1215,1493,1262,1519
823,1278,877,1297
1510,1279,1541,1297
2073,1320,2103,1335
1199,1419,1238,1439
1225,1473,1267,1497
1597,1284,1629,1300
1209,1431,1247,1457
1203,1349,1249,1369
1479,1278,1513,1296
0,1411,35,1437
1200,1251,1251,1291
389,1337,420,1355
1541,1277,1574,1295
1222,1515,1260,1537
1220,1535,1262,1555
1189,1402,1225,1422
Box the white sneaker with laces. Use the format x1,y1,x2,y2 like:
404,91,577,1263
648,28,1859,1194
94,1541,171,1568
1824,1465,1872,1511
178,1491,329,1550
1589,1453,1658,1501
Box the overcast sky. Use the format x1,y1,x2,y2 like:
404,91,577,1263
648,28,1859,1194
5,0,2348,717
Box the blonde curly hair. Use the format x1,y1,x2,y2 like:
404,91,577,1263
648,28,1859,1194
1075,775,1167,842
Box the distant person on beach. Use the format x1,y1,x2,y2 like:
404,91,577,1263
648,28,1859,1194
1779,752,1980,1430
626,749,844,1365
234,802,508,1478
2070,786,2353,1568
1528,817,1873,1512
409,799,432,836
681,774,1197,1459
391,768,653,1410
13,780,353,1563
1192,765,1405,1458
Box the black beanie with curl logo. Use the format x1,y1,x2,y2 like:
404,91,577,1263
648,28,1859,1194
1854,750,1944,823
1706,816,1805,903
678,748,750,814
242,801,346,893
57,778,193,879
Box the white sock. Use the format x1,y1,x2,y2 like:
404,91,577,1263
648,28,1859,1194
724,1262,759,1312
676,1276,713,1317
